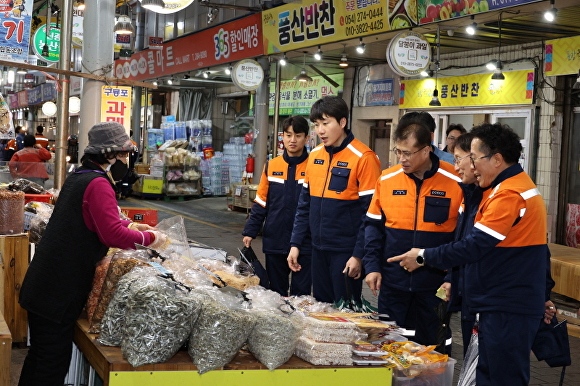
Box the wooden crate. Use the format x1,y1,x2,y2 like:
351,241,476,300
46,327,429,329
0,311,11,386
1,234,29,344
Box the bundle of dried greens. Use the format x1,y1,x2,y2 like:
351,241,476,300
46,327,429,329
121,276,203,367
97,266,157,347
88,250,150,333
188,298,255,374
247,312,302,370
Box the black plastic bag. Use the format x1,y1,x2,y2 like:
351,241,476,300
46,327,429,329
240,246,269,288
532,317,571,367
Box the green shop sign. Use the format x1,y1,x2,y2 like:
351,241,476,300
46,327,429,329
33,23,61,63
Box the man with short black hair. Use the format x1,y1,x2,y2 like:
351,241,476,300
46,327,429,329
363,115,463,352
390,122,554,386
9,134,51,186
397,111,455,165
35,125,49,149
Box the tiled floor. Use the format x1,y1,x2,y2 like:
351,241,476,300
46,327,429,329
10,196,580,385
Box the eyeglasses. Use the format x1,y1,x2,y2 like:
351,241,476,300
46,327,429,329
392,145,428,159
470,153,495,168
447,136,458,141
453,154,471,165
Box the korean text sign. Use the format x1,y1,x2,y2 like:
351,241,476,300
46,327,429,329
0,0,34,63
101,86,132,132
545,36,580,76
400,70,535,108
114,13,262,81
268,73,344,115
262,0,389,54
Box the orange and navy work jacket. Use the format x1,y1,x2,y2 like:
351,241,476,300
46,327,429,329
363,152,463,291
243,150,310,255
290,131,381,257
35,134,49,148
423,164,551,316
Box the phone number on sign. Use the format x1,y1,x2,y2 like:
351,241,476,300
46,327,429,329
342,8,385,36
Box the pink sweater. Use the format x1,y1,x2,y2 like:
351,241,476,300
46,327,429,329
82,177,153,249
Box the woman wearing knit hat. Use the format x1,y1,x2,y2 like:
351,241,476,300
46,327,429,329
18,122,167,386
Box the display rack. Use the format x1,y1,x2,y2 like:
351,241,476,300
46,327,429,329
163,165,202,198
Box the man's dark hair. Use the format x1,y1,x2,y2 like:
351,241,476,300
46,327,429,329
15,125,23,133
446,123,467,136
36,125,44,134
282,115,309,135
397,111,436,133
23,134,36,147
394,122,432,148
455,132,475,153
471,122,522,164
309,96,348,130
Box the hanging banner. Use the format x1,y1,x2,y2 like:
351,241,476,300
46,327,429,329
0,0,34,63
417,0,540,24
268,73,344,115
0,92,14,139
400,69,534,108
114,13,262,81
101,86,132,132
545,36,580,77
41,82,57,101
262,0,389,54
27,86,42,105
72,7,84,48
386,32,431,77
32,22,61,63
365,79,394,106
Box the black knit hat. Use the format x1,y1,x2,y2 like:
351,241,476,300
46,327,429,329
84,122,136,154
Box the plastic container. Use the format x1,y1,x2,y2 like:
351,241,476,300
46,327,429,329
392,356,457,386
23,212,36,231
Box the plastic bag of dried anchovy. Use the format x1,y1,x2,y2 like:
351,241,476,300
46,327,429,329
121,275,203,367
188,295,256,374
97,266,158,347
88,250,151,333
247,311,302,370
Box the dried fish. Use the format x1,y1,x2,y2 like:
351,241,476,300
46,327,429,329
247,312,302,370
121,276,203,367
188,298,255,374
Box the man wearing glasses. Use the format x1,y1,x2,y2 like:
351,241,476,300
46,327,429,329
389,123,553,386
363,114,463,353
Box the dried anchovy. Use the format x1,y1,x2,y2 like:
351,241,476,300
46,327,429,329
188,298,256,374
247,312,302,370
97,267,155,347
88,253,149,333
121,276,203,367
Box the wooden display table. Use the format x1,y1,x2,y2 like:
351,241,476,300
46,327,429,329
73,319,392,386
0,311,11,386
549,243,580,302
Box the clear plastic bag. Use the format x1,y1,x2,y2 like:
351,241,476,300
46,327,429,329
0,190,24,235
154,216,193,261
294,336,353,366
188,296,255,374
97,266,158,347
457,320,478,386
247,312,302,370
121,276,203,367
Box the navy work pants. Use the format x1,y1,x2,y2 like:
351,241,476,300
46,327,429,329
311,249,362,304
477,311,541,386
379,286,451,352
19,311,75,386
266,253,312,297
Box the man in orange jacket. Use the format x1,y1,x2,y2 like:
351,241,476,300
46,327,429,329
9,135,52,185
3,137,16,161
35,126,50,149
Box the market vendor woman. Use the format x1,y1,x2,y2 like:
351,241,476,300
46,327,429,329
18,122,167,386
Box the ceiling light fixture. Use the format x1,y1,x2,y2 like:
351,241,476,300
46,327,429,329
114,3,134,35
356,38,366,54
486,59,498,71
17,68,27,74
76,0,85,11
293,52,313,82
314,46,323,61
420,69,434,78
152,80,158,86
339,44,348,67
279,54,287,66
203,71,210,78
465,16,477,35
141,0,165,12
182,74,190,79
429,27,441,107
225,66,232,75
491,12,505,81
167,78,173,85
544,0,557,22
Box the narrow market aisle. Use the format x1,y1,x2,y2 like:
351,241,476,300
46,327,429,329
10,196,580,385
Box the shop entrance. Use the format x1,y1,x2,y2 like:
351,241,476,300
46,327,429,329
428,109,534,173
